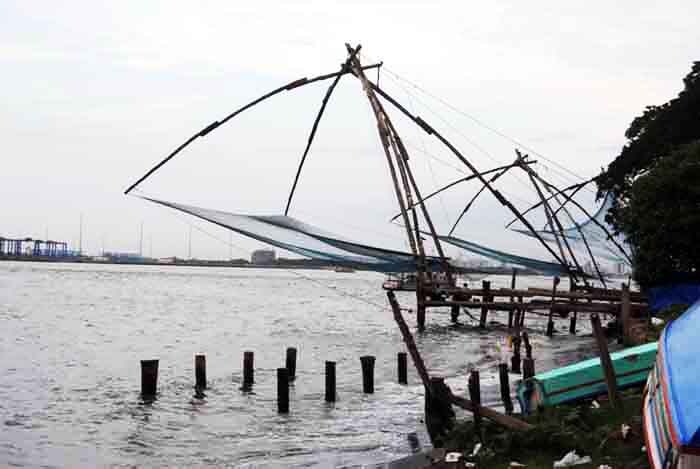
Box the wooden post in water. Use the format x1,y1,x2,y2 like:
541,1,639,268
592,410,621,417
479,280,490,328
242,351,254,390
518,296,525,327
417,302,426,332
546,276,560,337
523,358,535,380
511,335,521,374
498,363,514,415
621,284,632,346
590,314,620,410
195,354,206,390
569,312,577,335
522,331,532,359
360,355,375,394
397,352,408,384
450,303,460,324
277,368,290,413
325,361,336,402
468,370,482,430
140,359,159,399
508,269,517,328
285,347,297,382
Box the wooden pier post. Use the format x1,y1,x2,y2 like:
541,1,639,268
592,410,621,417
140,359,159,399
518,296,525,326
277,368,290,413
285,347,297,382
590,314,620,410
498,363,514,415
450,303,460,324
360,355,375,394
479,280,491,328
523,358,535,380
242,351,254,390
569,312,577,335
417,302,426,331
546,277,560,337
397,352,408,384
508,269,517,329
621,284,632,346
425,376,456,447
195,354,206,390
325,361,336,402
468,370,482,429
511,335,521,374
522,331,532,359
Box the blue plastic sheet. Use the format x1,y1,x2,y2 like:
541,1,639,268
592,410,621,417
648,283,700,312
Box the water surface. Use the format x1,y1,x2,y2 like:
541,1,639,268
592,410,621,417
0,262,610,467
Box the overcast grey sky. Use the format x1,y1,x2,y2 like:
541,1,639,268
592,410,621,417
2,1,698,261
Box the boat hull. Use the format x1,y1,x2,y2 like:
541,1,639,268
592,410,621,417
517,342,657,414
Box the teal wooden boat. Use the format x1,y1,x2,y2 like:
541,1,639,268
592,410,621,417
517,342,658,414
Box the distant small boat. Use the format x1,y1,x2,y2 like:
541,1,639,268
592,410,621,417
516,342,657,414
333,265,355,273
643,300,700,469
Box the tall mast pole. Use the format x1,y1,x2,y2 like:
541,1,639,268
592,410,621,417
345,45,419,258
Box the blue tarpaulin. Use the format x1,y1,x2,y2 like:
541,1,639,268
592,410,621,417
661,298,700,448
648,283,700,312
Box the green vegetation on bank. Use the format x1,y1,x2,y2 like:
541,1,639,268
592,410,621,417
439,389,648,469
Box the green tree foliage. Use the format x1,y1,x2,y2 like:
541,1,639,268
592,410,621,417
598,62,700,231
617,141,700,286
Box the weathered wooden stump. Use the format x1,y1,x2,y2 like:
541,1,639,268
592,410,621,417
479,280,491,328
397,352,408,385
242,351,254,390
498,363,514,415
569,312,577,335
277,368,289,413
522,331,532,359
360,355,375,394
424,376,455,448
468,370,482,429
523,358,535,380
511,335,521,374
140,359,159,399
195,354,206,390
325,361,336,403
285,347,297,382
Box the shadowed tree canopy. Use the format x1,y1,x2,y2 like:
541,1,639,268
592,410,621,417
598,62,700,231
617,141,700,287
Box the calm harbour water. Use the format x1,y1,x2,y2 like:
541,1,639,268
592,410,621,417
0,261,613,468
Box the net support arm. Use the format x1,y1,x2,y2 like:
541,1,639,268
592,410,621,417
389,160,535,223
447,156,522,236
123,62,382,195
284,46,365,215
504,178,594,229
368,81,571,274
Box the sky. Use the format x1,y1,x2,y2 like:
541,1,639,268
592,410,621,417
1,0,698,262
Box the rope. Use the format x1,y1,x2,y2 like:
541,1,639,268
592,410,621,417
379,66,595,193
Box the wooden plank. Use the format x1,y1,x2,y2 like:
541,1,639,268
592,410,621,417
449,394,534,431
590,314,621,410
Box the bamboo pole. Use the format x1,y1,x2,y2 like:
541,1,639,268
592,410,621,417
124,62,381,195
284,46,362,215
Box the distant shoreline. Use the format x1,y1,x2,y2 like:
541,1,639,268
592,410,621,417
0,255,541,275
